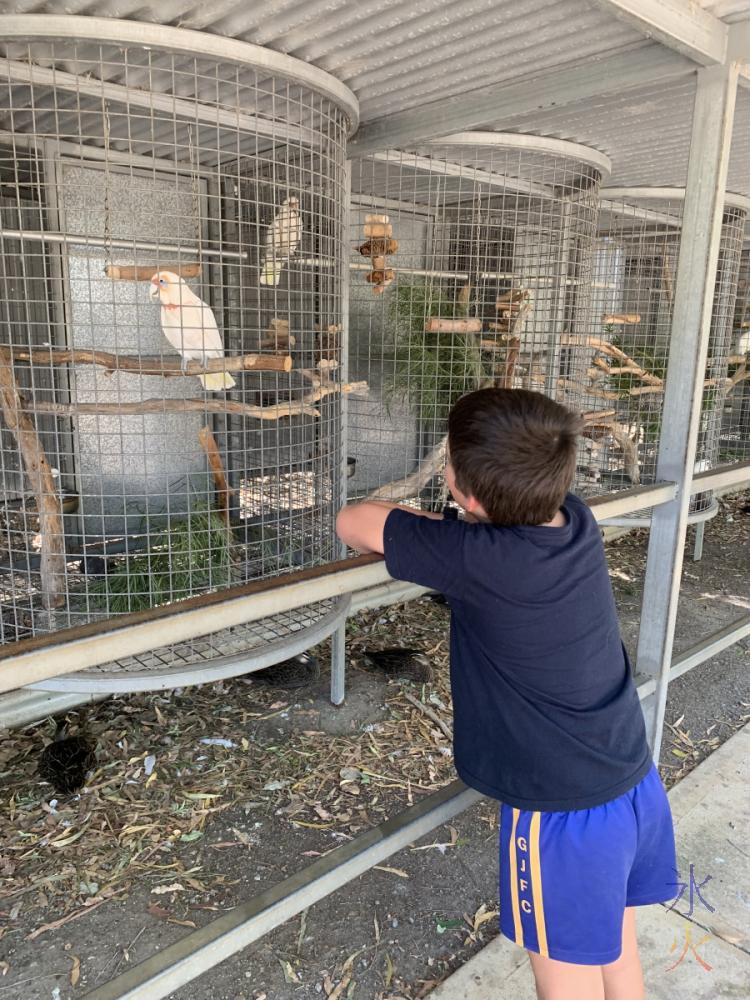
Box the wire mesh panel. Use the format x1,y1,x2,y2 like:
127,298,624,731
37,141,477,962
0,20,355,684
569,188,748,512
721,247,750,463
347,134,610,508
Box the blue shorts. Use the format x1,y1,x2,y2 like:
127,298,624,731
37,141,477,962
498,763,676,965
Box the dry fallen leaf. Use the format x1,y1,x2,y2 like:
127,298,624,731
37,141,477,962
69,954,81,987
150,883,185,895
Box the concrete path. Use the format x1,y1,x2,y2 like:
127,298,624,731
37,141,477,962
430,723,750,999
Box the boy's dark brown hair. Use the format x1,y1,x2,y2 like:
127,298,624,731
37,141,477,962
447,388,582,525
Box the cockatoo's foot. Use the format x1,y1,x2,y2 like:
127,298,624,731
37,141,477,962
180,356,189,373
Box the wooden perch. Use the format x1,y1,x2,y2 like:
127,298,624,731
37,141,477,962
365,269,396,285
582,420,640,485
661,257,674,305
363,222,393,238
0,363,66,609
198,425,234,525
496,290,529,311
581,409,616,424
602,313,641,325
259,318,295,353
497,336,521,389
105,263,202,281
425,317,483,334
729,361,749,389
359,238,398,257
25,396,321,422
0,347,292,376
558,377,619,400
315,323,341,361
562,335,664,386
367,435,448,502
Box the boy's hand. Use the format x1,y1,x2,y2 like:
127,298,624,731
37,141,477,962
336,501,443,555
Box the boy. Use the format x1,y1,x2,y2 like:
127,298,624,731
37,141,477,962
336,388,676,1000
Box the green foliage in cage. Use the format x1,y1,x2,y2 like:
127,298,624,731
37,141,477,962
89,504,236,614
383,279,490,427
605,331,667,444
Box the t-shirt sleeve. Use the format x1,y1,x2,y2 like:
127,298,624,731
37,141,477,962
383,507,469,595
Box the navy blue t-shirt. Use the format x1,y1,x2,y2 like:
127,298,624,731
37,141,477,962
383,494,652,811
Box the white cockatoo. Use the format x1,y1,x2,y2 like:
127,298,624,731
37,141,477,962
259,195,302,286
738,329,750,355
150,271,235,392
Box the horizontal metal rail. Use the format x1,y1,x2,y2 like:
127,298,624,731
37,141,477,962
0,227,247,260
0,482,679,694
691,459,750,492
635,611,750,698
3,465,749,697
82,780,482,1000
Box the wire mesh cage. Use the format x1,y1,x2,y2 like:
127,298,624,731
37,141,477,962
0,18,356,688
721,247,750,464
569,188,749,516
347,134,610,509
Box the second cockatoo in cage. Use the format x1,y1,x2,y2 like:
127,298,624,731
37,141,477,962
150,271,236,392
259,195,302,286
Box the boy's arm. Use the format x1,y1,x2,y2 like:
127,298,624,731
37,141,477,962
336,501,443,554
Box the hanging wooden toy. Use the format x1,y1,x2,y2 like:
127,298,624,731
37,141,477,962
359,214,398,294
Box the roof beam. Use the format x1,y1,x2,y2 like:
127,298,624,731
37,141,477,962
349,44,694,157
586,1,727,65
728,20,750,87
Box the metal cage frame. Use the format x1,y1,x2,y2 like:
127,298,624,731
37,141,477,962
0,16,358,689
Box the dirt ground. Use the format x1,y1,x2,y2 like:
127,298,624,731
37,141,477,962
0,492,748,1000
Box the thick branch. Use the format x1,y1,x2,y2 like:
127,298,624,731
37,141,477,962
105,263,201,281
24,396,321,422
0,364,66,609
424,318,483,334
367,436,447,502
602,313,641,325
0,347,292,375
581,409,616,424
198,425,234,525
583,421,640,486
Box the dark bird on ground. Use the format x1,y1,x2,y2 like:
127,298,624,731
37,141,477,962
251,652,320,689
38,718,96,795
78,555,108,579
426,592,449,606
360,647,432,683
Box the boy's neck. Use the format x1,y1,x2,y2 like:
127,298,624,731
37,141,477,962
543,509,566,528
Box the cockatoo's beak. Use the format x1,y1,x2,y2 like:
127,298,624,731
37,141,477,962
149,277,161,301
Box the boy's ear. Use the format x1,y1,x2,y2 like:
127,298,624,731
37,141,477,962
465,494,488,519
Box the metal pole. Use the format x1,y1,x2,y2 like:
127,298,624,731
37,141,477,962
635,63,739,760
331,160,352,706
692,520,706,561
82,780,481,1000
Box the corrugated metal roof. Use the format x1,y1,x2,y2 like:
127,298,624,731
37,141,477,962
0,2,748,195
0,0,649,121
475,78,750,197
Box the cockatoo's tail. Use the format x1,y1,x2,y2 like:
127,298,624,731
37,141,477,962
150,271,236,391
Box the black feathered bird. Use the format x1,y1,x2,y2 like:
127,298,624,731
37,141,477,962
251,652,320,689
38,719,96,795
360,648,432,683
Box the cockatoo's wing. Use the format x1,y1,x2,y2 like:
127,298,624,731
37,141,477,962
159,296,235,391
260,198,302,286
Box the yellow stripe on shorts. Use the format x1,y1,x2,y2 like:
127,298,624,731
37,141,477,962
529,812,549,958
509,808,523,947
